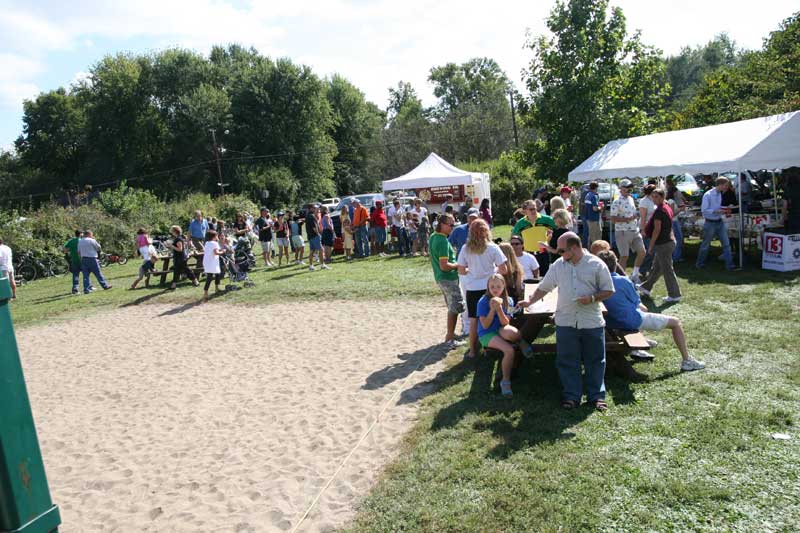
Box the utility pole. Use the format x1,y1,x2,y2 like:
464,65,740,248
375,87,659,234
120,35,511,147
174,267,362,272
209,128,226,195
509,90,519,148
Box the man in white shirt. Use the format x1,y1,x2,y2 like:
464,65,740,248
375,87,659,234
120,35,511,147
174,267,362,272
610,179,647,283
521,232,615,410
77,230,113,293
0,238,16,299
509,234,540,280
388,199,410,257
696,176,736,270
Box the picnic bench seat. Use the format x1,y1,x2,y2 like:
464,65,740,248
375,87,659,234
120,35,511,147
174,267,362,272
145,253,205,287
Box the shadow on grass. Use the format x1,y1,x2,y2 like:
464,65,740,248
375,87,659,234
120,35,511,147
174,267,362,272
30,293,74,304
363,343,451,392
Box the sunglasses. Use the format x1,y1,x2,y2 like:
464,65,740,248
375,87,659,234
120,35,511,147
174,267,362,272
556,248,566,255
511,242,523,246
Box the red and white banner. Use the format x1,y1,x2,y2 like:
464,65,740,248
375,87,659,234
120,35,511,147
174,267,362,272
762,232,800,272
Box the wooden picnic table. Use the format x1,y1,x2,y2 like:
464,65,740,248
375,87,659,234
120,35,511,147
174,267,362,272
145,253,205,287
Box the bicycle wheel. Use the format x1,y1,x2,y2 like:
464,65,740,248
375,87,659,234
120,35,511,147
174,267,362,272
99,254,109,267
18,264,37,282
118,256,128,265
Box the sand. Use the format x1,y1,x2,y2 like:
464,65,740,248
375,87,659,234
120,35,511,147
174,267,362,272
18,300,450,532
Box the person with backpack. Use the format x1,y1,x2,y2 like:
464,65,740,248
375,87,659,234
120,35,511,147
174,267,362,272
168,225,199,290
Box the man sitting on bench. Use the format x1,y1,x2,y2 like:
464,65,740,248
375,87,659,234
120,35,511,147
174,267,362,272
595,250,705,373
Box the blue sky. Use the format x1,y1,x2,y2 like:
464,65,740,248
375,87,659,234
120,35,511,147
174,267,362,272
1,0,797,151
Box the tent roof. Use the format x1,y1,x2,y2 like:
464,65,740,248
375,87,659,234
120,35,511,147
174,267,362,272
568,111,800,182
382,152,484,191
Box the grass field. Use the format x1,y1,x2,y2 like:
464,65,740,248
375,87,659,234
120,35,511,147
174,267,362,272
8,227,800,531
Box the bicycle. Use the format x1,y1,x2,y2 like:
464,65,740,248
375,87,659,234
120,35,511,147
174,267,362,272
12,251,60,282
99,252,129,267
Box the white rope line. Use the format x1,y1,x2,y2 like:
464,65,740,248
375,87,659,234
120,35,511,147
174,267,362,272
290,343,444,532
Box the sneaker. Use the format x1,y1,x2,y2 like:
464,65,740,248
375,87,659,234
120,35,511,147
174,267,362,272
663,296,681,303
630,273,640,285
321,264,331,270
445,339,466,349
500,380,513,398
637,285,651,298
646,338,658,348
308,265,317,271
630,349,655,361
103,285,113,290
681,357,706,372
298,261,306,266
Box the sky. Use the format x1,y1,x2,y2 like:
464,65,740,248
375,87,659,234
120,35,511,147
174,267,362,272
0,0,797,151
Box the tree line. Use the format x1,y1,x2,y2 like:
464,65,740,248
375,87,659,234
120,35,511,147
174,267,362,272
1,0,797,212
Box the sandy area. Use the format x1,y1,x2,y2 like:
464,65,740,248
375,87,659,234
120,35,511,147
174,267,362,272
18,300,450,532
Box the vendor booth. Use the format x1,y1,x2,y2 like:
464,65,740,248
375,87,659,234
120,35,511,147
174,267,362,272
568,111,800,270
382,153,491,213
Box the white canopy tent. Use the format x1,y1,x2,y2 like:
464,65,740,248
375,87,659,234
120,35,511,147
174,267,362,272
568,111,800,268
568,111,800,182
382,152,489,193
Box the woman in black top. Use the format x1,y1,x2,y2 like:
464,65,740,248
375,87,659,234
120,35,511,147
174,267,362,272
639,189,681,301
169,225,199,290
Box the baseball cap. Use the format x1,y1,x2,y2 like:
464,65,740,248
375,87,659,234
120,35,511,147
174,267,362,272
467,207,480,217
619,179,633,188
560,186,572,194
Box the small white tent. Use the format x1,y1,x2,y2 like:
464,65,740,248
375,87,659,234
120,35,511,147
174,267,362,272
382,152,490,211
568,111,800,182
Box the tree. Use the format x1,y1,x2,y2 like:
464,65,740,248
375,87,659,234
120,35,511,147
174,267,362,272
428,57,515,162
381,81,434,178
522,0,670,180
665,34,739,110
326,75,386,195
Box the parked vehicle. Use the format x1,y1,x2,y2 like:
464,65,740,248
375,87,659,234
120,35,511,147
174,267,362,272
320,197,341,211
12,250,61,282
99,252,128,267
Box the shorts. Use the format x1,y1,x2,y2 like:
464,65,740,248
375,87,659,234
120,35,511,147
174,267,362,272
615,230,645,257
321,228,334,247
276,237,289,248
291,235,304,249
309,235,322,251
374,227,386,243
409,231,418,241
260,240,273,253
640,312,670,331
437,279,465,315
466,289,485,318
138,260,155,277
479,331,499,348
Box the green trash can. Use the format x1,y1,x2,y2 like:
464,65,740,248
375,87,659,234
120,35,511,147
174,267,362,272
0,275,61,533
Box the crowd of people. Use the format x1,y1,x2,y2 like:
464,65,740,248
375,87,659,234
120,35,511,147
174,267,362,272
427,182,721,406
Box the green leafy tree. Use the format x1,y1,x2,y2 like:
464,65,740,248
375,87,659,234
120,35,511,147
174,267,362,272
523,0,670,179
665,34,739,110
381,81,434,178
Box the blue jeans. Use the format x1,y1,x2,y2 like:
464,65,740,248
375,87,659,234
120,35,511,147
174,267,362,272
555,326,606,402
396,227,410,256
373,226,386,246
355,226,370,257
696,219,733,269
81,257,109,292
69,261,82,292
672,219,683,261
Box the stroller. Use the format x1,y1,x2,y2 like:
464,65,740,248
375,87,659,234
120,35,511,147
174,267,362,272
222,237,255,290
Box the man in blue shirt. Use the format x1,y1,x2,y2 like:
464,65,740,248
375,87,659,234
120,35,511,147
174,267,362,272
583,182,602,246
448,208,478,255
696,176,736,270
596,250,705,372
188,210,209,251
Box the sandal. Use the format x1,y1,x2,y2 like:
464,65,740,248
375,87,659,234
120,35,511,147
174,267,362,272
561,399,578,410
500,380,513,398
592,400,608,412
518,339,534,359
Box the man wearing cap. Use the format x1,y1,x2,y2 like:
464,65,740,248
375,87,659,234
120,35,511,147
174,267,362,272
351,198,370,258
449,208,480,336
611,179,647,283
428,213,466,349
583,182,602,245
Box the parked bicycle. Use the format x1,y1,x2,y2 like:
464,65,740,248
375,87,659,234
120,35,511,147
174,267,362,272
12,251,60,282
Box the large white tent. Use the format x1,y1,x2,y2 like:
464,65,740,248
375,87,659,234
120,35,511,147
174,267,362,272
382,152,489,192
568,111,800,182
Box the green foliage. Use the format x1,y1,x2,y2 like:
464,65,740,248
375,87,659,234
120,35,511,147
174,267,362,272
213,194,259,224
522,0,671,179
679,11,800,128
664,34,740,110
458,152,544,223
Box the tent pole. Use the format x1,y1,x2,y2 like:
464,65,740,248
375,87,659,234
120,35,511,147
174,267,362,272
737,167,744,268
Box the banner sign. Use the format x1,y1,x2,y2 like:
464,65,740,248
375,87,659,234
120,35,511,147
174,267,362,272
762,232,800,272
417,185,465,204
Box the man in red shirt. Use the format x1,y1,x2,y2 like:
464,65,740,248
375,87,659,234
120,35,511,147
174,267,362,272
370,200,387,257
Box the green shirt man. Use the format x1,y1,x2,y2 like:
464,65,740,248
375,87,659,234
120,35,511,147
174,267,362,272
429,232,458,282
63,236,81,266
513,201,556,235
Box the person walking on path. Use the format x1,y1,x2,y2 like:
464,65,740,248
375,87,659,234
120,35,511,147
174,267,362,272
352,198,371,258
188,210,209,252
520,232,615,411
77,230,113,293
638,189,682,303
610,179,647,283
457,219,508,359
428,213,466,349
696,176,737,270
0,238,16,300
202,230,227,301
168,226,199,290
63,230,83,294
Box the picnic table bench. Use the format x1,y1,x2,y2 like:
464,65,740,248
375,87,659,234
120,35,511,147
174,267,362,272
485,282,649,381
145,253,205,287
